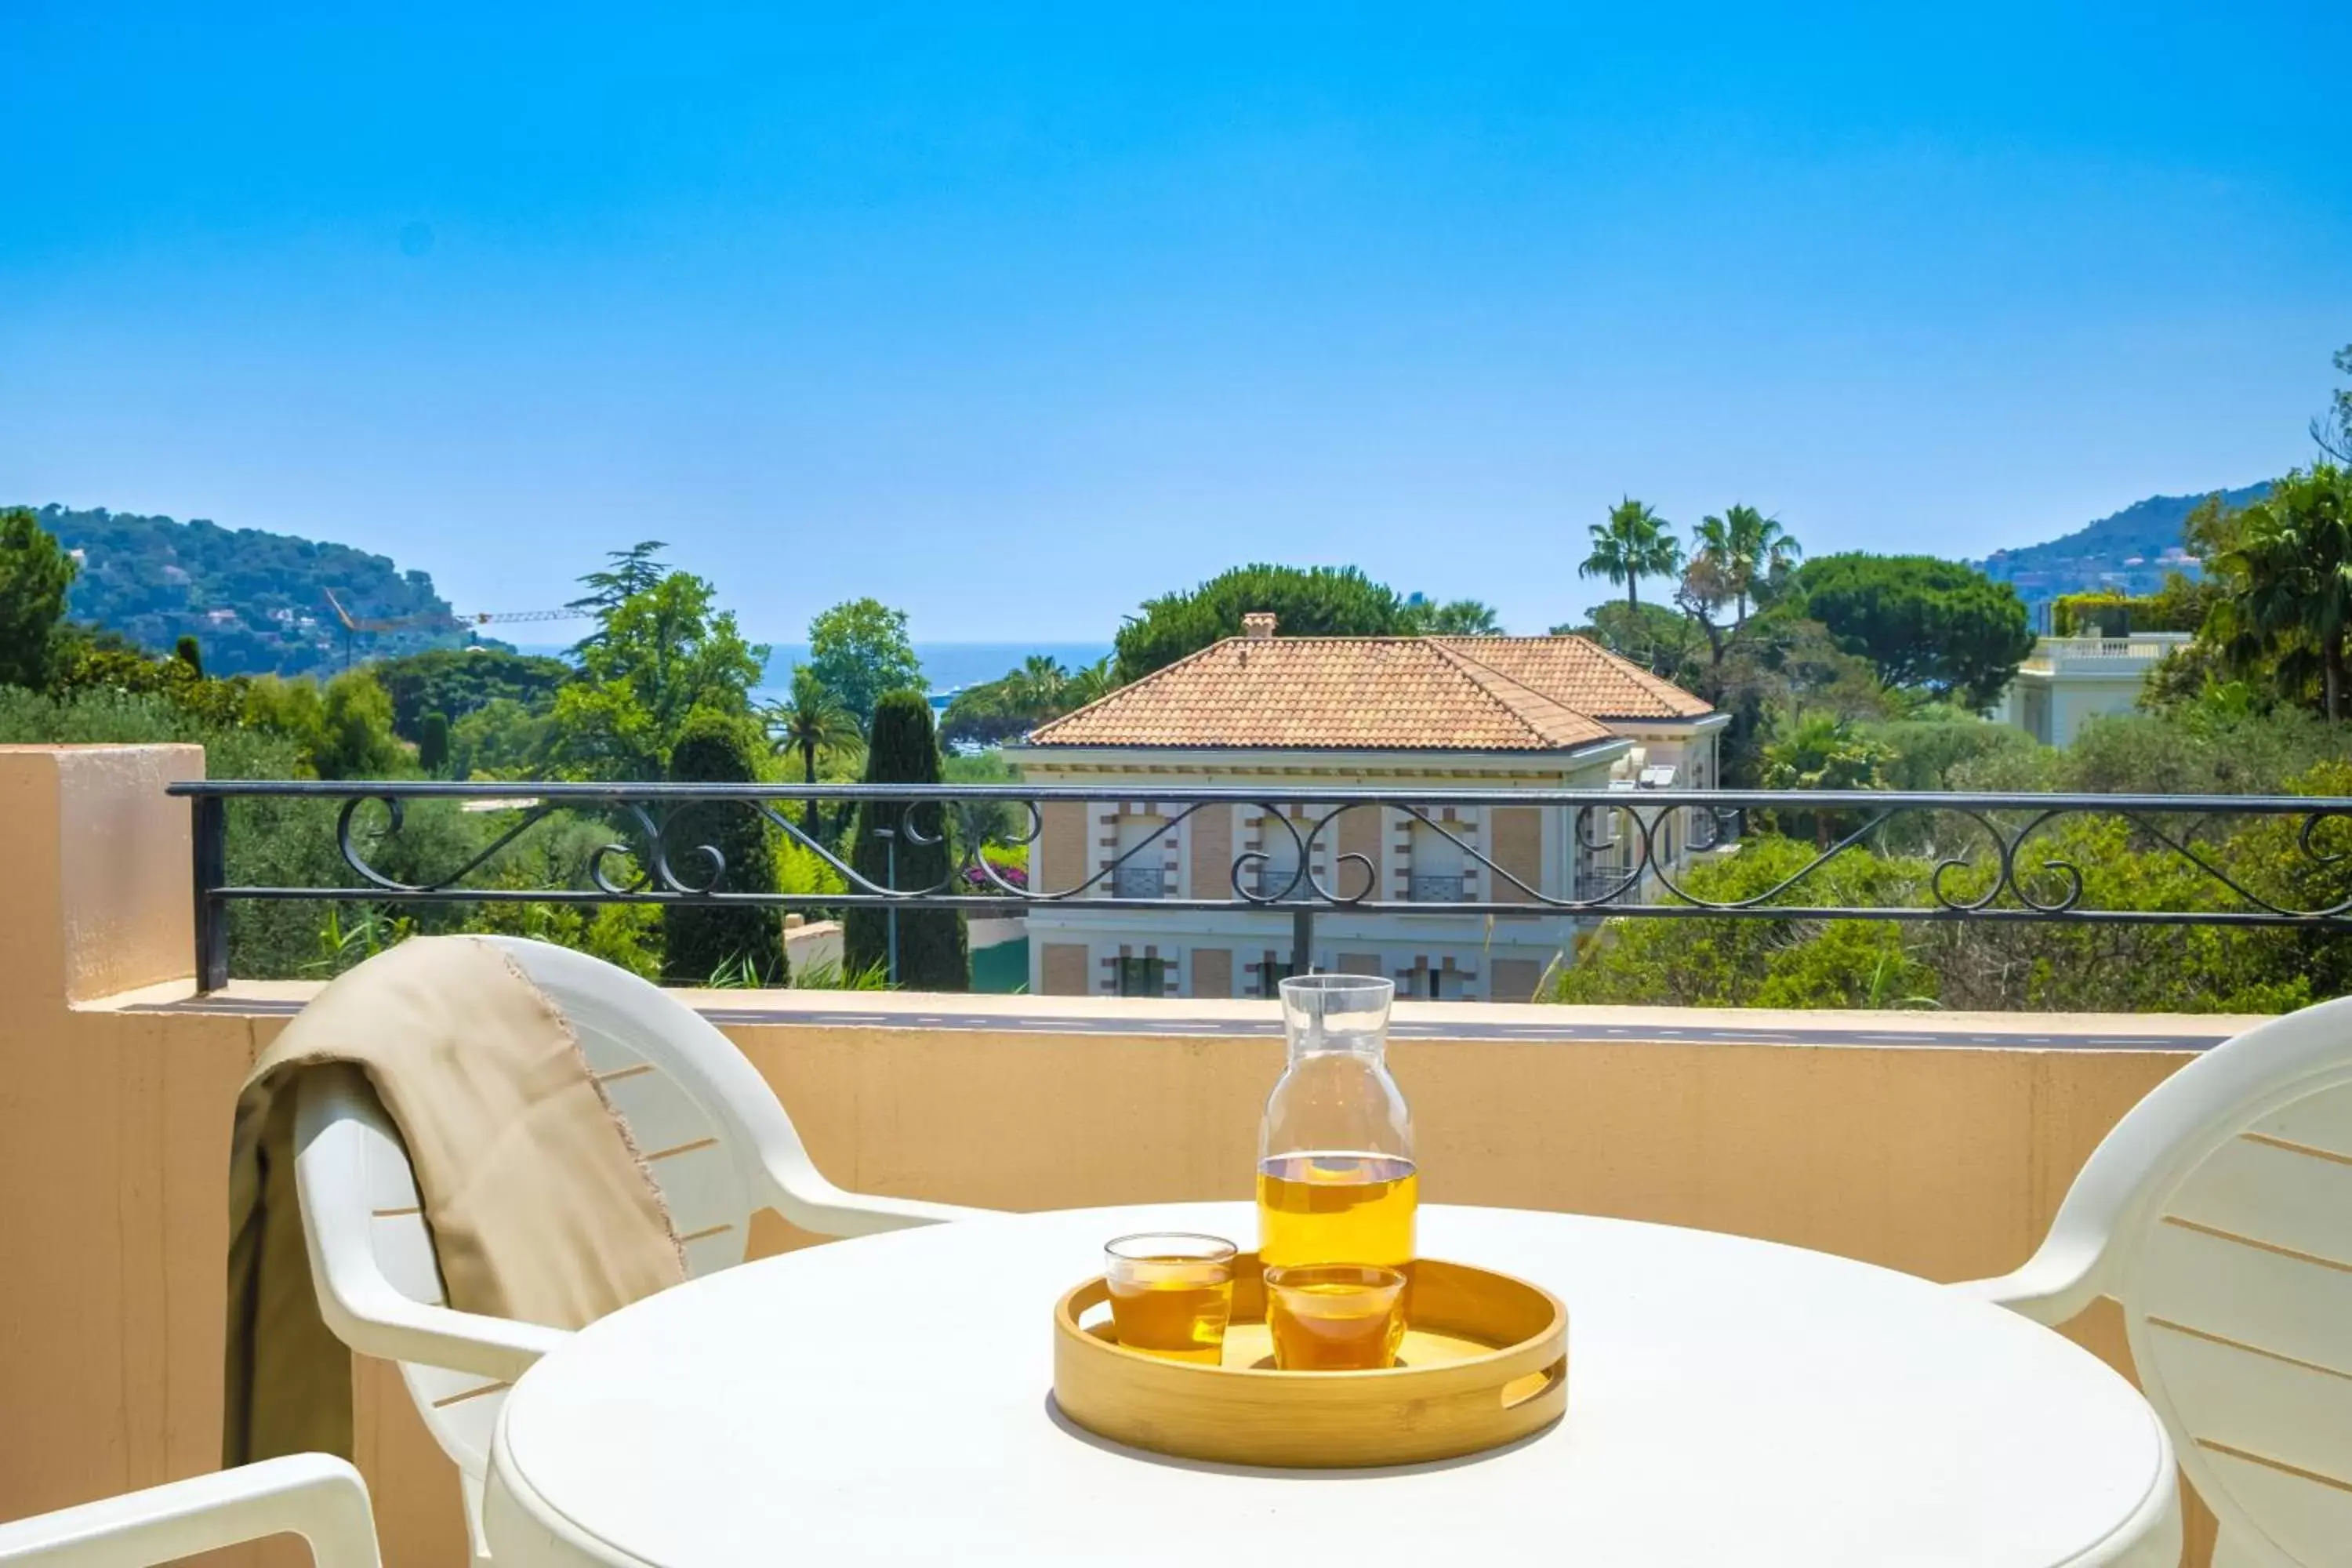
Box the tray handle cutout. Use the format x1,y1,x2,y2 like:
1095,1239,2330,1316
1500,1356,1566,1410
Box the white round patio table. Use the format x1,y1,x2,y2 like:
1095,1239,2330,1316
483,1203,2180,1567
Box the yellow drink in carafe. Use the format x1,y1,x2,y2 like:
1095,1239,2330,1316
1256,1152,1418,1269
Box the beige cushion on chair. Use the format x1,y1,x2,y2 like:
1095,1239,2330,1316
224,935,688,1465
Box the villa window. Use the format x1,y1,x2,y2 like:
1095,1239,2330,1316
1408,819,1468,902
1113,812,1169,898
1118,956,1167,996
1258,818,1308,900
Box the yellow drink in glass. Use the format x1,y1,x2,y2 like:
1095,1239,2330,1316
1264,1262,1409,1371
1102,1233,1236,1365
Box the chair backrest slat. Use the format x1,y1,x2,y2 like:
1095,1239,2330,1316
2247,1080,2352,1160
641,1142,747,1253
2162,1134,2352,1267
2136,1209,2352,1382
599,1069,728,1187
2142,1322,2352,1485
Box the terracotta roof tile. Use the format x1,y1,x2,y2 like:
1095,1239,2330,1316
1430,637,1716,720
1025,635,1710,752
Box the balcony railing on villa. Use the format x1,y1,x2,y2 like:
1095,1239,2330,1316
169,780,2352,991
1255,862,1310,902
1410,872,1469,903
1113,864,1172,899
2023,633,2195,670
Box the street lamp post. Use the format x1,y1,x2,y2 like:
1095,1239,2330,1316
875,825,899,986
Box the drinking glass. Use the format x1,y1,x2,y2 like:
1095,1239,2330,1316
1103,1233,1236,1365
1264,1261,1409,1371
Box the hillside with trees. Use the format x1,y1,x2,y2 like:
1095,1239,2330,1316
31,504,474,676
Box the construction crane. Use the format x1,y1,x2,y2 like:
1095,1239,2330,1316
321,590,590,669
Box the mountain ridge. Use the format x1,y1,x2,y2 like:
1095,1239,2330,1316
1976,482,2269,608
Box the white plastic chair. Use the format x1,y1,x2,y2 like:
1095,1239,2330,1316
291,935,995,1563
0,1454,378,1568
1956,995,2352,1566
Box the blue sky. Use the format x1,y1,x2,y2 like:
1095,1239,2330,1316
5,4,2347,642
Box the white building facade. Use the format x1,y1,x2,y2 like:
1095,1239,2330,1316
1997,633,2194,747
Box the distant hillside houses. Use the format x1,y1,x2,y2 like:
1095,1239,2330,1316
1976,482,2267,626
32,505,477,677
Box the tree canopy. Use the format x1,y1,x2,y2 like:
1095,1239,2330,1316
309,670,412,780
565,542,669,647
370,646,571,739
1774,553,2034,710
808,598,923,728
940,654,1112,748
1112,564,1410,683
547,561,766,779
0,506,78,689
2207,463,2352,719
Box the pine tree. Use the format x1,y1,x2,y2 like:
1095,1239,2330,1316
659,711,789,986
844,690,967,989
0,506,78,690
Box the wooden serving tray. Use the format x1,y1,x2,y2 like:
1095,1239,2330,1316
1052,1253,1567,1468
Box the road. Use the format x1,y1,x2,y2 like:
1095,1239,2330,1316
140,994,2227,1051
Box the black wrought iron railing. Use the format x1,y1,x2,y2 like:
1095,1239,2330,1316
167,780,2352,992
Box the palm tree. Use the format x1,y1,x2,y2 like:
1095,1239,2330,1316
1417,598,1506,635
1579,498,1683,612
1693,504,1802,628
759,667,864,836
1060,657,1114,710
1003,655,1068,717
2214,463,2352,720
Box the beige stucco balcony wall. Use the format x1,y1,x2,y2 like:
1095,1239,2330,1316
0,748,2241,1563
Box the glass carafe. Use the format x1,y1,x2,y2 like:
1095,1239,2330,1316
1257,975,1416,1271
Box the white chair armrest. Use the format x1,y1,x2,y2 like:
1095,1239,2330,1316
313,1274,572,1381
293,1065,570,1381
761,1163,1002,1236
1948,1247,2104,1326
0,1454,378,1568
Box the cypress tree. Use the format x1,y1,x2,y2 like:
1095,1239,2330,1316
173,634,204,679
417,710,452,775
660,711,789,986
845,690,967,989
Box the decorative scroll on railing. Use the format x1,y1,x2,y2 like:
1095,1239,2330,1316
169,780,2352,991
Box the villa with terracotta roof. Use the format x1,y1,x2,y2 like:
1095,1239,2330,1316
1004,615,1726,1001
